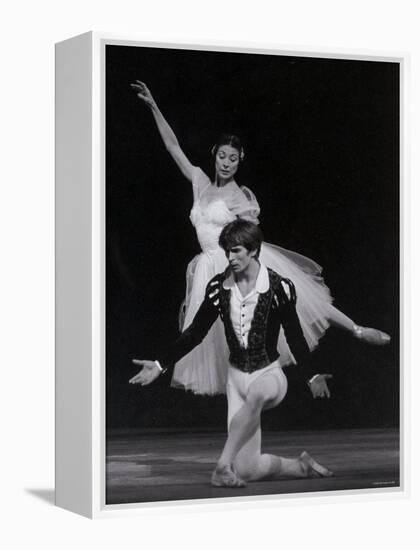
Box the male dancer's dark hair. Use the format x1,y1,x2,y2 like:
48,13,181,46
219,219,263,258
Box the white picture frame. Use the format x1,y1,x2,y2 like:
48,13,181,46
55,32,406,518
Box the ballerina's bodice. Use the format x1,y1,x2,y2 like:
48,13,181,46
190,188,236,253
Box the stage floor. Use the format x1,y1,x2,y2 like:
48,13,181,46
106,428,399,504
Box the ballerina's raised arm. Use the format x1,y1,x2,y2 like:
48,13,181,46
131,81,195,182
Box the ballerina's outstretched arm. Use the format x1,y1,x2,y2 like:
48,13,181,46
131,80,194,182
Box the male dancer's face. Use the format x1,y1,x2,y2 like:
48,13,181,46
226,245,257,275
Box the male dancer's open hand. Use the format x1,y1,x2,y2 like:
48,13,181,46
309,374,333,399
129,359,161,386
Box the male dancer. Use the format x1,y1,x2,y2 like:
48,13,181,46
130,219,333,487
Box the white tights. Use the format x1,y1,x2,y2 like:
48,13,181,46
225,363,305,481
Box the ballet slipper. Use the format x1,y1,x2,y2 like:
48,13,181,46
353,325,391,345
299,451,334,478
211,464,247,488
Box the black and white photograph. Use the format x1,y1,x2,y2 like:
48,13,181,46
6,0,420,545
105,43,399,505
5,0,420,544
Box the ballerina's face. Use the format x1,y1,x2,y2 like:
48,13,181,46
215,145,240,183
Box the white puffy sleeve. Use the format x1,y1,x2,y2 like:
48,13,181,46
228,185,261,224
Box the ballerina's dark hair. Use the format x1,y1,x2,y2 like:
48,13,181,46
219,219,263,258
211,134,245,161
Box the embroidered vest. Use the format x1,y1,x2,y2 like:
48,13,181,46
209,268,292,373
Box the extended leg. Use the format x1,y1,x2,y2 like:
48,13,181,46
328,304,390,345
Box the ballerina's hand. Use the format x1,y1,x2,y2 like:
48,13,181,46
129,359,161,386
130,80,155,107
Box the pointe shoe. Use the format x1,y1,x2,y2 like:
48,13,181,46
353,325,391,345
300,451,333,478
211,464,247,488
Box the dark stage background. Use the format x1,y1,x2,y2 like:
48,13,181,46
105,45,399,431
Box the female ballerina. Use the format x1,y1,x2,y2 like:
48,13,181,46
130,81,390,396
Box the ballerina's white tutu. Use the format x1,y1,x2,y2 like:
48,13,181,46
171,167,333,395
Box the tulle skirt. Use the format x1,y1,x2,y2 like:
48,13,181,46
171,242,333,395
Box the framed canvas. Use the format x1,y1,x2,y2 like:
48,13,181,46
55,32,406,518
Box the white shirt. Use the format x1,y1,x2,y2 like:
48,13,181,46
223,263,270,348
